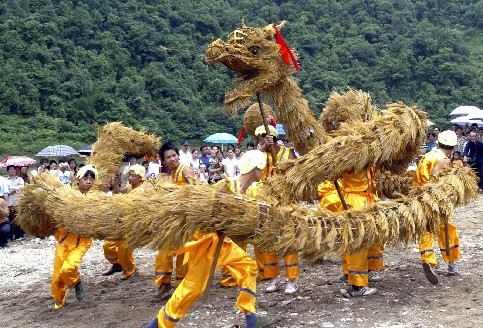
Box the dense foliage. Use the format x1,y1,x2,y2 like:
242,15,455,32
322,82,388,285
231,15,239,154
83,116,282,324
1,0,482,157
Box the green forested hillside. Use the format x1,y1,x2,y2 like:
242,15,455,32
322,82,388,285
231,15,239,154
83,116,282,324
0,0,482,156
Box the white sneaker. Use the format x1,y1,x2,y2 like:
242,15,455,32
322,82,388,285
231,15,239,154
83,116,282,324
341,286,377,298
265,275,282,293
448,262,459,275
284,280,299,294
368,271,383,282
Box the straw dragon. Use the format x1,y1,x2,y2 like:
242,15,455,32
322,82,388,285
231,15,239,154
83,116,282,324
16,22,480,261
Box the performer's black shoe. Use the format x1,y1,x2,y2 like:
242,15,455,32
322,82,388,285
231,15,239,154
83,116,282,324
422,261,439,285
102,263,122,276
75,280,85,301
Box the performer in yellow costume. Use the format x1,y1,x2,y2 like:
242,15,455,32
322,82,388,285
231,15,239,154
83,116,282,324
102,164,146,279
413,130,460,285
51,165,97,309
218,150,266,287
318,168,382,297
154,142,193,298
255,125,299,295
145,145,275,328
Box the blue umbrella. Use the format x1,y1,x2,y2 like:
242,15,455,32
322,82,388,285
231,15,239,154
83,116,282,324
276,124,286,136
203,133,238,144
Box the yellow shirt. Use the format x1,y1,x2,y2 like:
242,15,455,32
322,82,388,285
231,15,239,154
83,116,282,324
318,168,377,211
413,148,447,187
262,146,291,182
173,165,187,185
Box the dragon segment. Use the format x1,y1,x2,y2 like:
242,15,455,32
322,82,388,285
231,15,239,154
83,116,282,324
206,21,329,155
207,22,428,202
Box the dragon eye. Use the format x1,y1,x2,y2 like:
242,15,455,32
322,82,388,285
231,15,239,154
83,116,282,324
249,45,260,55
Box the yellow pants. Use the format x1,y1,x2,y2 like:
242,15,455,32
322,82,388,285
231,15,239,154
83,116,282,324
419,223,460,266
220,242,248,287
256,252,299,280
103,240,136,278
342,245,384,287
154,251,187,287
52,235,92,309
156,234,257,327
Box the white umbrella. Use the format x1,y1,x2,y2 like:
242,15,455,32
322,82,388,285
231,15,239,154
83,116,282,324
464,110,483,121
450,116,472,125
0,156,37,168
450,116,483,127
36,145,80,157
449,105,480,116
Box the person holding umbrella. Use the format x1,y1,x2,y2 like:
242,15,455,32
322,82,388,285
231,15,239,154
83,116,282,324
5,165,25,240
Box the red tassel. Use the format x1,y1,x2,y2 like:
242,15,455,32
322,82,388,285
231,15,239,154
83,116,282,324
274,26,300,70
270,118,277,127
237,126,247,145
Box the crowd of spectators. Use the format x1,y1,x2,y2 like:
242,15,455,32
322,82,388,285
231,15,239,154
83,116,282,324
422,123,483,191
0,157,83,247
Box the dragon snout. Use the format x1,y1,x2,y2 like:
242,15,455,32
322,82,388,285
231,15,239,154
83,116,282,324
205,39,228,62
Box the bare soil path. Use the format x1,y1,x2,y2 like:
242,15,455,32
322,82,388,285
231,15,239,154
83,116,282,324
1,195,482,328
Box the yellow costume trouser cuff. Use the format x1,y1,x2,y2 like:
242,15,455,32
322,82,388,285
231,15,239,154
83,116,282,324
103,240,136,277
419,223,460,265
256,252,299,280
367,245,384,271
154,251,187,287
346,249,369,287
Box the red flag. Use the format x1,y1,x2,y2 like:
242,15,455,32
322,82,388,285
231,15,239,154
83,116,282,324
237,126,247,145
274,26,300,70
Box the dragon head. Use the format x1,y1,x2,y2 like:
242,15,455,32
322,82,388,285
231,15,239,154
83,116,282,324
206,21,298,113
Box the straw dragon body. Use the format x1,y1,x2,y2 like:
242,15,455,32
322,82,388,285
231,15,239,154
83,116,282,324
15,23,480,261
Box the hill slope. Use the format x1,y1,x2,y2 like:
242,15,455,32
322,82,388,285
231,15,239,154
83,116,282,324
0,0,481,156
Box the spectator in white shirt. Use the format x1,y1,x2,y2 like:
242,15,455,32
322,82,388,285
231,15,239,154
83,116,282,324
190,149,201,174
221,148,239,178
119,155,137,188
179,140,192,167
234,145,242,160
0,176,8,201
57,159,72,187
6,165,25,239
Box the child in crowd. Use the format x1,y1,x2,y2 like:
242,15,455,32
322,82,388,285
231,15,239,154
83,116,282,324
197,164,208,183
451,151,464,168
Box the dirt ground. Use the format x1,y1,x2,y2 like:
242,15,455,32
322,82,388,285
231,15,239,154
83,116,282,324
1,195,482,328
